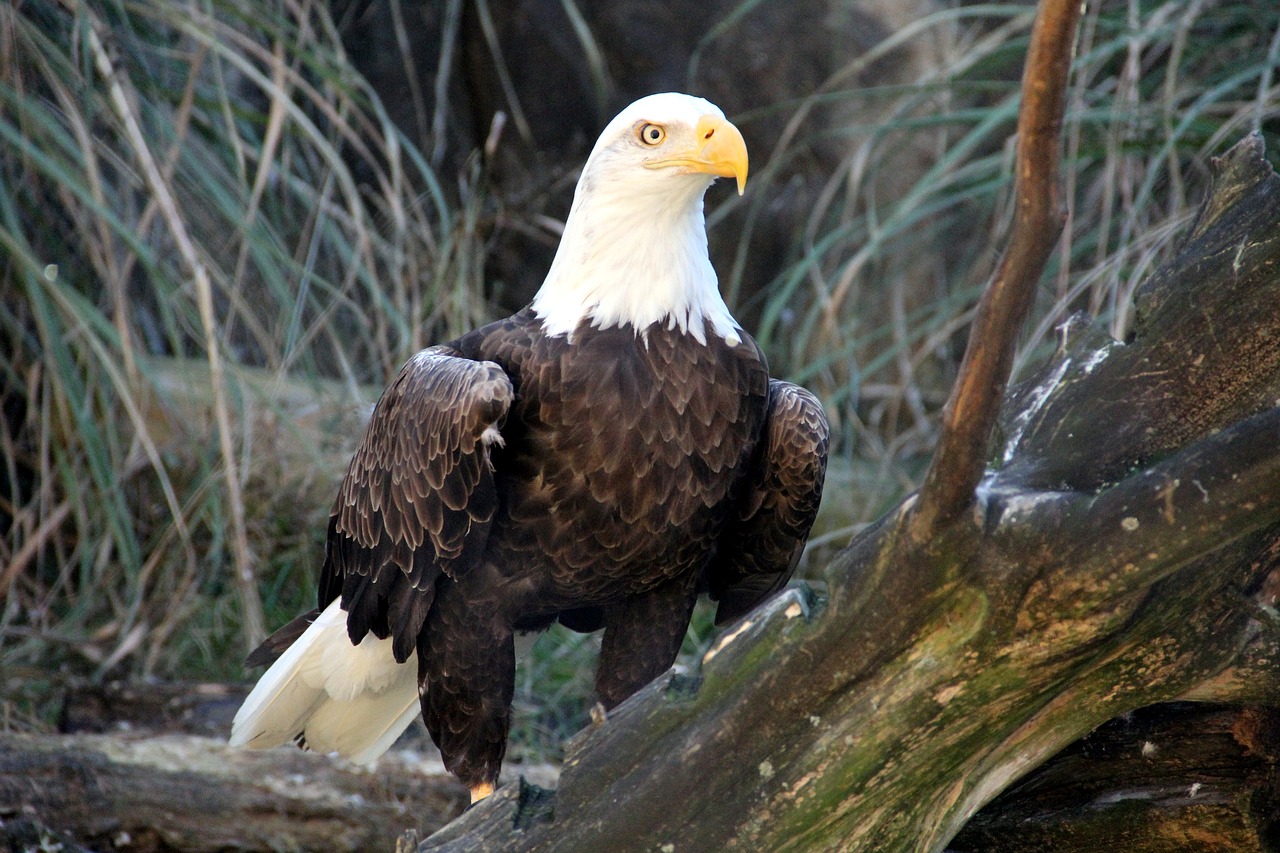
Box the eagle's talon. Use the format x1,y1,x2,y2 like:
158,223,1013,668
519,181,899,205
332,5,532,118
469,781,496,805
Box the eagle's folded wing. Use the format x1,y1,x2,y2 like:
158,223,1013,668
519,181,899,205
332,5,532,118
321,346,514,662
233,349,512,761
707,379,829,626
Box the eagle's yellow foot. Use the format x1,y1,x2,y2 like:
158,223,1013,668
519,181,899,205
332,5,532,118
589,701,608,727
469,782,496,804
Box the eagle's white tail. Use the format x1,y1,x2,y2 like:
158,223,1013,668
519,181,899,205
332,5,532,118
229,598,420,765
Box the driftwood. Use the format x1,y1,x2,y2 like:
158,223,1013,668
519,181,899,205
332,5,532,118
416,3,1280,847
1,680,588,851
1,682,468,851
0,728,467,852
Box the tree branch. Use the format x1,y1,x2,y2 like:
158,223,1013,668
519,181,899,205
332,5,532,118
909,0,1080,540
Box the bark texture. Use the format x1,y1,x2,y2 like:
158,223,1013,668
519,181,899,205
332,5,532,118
948,703,1280,851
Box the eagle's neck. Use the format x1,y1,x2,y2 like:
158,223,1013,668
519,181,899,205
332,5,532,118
531,170,741,346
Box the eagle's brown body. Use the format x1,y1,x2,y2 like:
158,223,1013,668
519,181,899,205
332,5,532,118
325,308,824,787
231,93,829,801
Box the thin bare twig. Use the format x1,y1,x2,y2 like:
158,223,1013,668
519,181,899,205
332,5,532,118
908,0,1081,542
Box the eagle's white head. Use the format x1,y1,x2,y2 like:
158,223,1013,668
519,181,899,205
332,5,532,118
531,93,748,345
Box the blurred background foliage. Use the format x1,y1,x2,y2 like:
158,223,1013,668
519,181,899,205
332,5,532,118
2,0,1278,762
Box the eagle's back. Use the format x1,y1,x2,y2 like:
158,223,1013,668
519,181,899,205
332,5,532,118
456,309,770,616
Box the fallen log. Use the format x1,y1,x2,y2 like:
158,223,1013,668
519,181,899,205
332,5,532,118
0,731,467,851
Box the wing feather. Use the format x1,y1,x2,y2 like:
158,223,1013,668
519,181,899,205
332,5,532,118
707,379,829,626
320,347,514,663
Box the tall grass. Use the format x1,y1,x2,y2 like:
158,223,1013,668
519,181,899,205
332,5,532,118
0,0,484,699
743,0,1280,542
2,0,1278,755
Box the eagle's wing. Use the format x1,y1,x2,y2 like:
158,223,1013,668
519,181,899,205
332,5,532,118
707,379,829,626
319,346,514,663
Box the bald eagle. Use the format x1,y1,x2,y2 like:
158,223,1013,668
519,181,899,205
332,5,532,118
230,93,829,804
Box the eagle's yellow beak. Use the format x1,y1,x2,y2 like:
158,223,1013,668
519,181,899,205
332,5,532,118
649,115,749,196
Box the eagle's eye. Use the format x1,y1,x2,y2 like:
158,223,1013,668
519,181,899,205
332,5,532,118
638,123,666,146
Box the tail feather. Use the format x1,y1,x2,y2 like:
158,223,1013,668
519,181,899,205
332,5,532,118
229,598,419,765
303,681,422,765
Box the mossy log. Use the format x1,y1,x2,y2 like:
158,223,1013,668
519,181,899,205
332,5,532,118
419,135,1280,852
